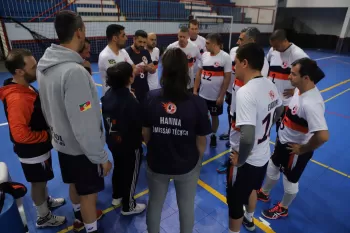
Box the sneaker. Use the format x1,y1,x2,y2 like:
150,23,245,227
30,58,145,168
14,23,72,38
73,210,104,232
36,212,66,228
121,203,146,216
216,164,227,174
48,196,66,210
210,134,217,148
219,133,229,140
112,198,122,206
257,189,270,202
242,216,255,231
261,202,288,220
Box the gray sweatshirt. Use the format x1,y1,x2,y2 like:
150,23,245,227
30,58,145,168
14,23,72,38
37,44,108,164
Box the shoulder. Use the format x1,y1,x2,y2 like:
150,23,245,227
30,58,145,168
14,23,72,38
220,50,231,59
292,44,309,59
167,42,177,48
124,47,132,54
230,46,238,56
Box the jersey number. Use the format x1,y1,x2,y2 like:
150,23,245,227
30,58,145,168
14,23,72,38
202,72,212,81
258,112,273,144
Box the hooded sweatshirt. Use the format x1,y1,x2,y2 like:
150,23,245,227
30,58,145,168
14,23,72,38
0,78,52,160
37,44,108,164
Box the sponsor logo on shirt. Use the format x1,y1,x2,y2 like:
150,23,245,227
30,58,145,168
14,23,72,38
142,56,148,64
269,90,275,100
108,59,116,65
162,102,177,114
79,101,92,112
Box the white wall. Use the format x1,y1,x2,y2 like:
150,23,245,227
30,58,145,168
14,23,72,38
276,8,348,36
285,0,350,8
232,0,277,7
5,22,275,41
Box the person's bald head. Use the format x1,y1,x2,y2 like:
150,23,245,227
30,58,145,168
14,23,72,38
147,32,157,49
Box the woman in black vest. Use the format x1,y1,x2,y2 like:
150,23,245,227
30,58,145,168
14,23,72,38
101,62,146,215
143,48,211,233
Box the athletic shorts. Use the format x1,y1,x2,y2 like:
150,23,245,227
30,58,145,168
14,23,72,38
20,157,54,183
58,152,105,196
225,91,232,105
271,139,313,183
276,106,287,134
226,161,268,219
205,99,223,116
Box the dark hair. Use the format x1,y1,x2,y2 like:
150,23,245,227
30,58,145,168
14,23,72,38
85,38,91,44
134,30,147,38
5,49,32,75
270,29,287,42
291,58,325,84
106,62,133,89
54,10,84,43
236,43,265,71
160,48,190,102
189,19,199,26
241,27,260,43
206,33,223,47
179,26,189,33
106,24,125,42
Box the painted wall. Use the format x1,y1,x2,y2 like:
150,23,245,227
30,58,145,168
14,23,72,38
285,0,350,8
276,7,348,36
232,0,277,7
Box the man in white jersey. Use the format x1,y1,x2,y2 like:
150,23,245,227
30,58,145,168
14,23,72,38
267,29,309,134
226,43,283,233
188,19,206,78
98,24,138,95
217,27,269,173
258,58,329,220
146,32,160,90
193,33,231,148
167,26,201,91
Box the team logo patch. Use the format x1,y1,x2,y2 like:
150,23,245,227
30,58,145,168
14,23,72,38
292,106,298,115
214,62,220,67
187,54,192,59
162,102,177,114
79,101,92,112
108,59,116,65
142,56,148,64
269,90,275,100
282,61,288,68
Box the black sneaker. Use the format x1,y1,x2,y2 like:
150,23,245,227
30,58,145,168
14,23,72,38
210,135,217,148
242,216,255,231
257,189,270,202
219,133,229,140
262,202,288,220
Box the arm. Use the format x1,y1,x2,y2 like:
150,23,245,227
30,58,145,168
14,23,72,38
7,95,48,144
64,67,108,164
273,105,284,125
193,68,202,94
144,52,156,74
217,71,231,105
299,130,329,154
142,127,151,144
237,125,255,166
196,136,207,157
195,97,212,153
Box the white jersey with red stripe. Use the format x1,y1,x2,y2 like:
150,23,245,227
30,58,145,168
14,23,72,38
98,46,134,95
147,47,160,90
198,50,232,101
278,87,328,145
267,44,309,106
189,35,206,78
235,77,282,167
167,41,201,89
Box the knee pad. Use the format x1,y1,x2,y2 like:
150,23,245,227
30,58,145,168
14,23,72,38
266,160,280,181
283,175,299,194
0,162,9,184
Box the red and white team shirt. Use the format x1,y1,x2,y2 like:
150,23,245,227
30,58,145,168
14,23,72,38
278,87,328,145
98,45,134,95
167,41,201,89
198,50,232,101
147,47,160,90
267,44,309,106
189,35,207,77
235,77,282,166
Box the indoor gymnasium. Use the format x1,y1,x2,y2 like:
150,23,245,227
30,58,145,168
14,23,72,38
0,0,350,233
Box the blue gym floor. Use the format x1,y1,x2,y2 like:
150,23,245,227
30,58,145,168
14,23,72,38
1,49,350,233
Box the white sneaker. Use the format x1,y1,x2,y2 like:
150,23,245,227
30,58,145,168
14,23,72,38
121,203,146,216
112,198,122,206
36,212,66,228
48,196,65,209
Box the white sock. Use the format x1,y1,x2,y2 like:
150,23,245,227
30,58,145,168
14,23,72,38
72,203,81,212
84,221,97,233
229,230,239,233
36,200,50,217
244,211,254,222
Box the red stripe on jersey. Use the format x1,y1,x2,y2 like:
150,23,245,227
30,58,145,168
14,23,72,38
283,116,308,134
201,70,224,77
269,71,289,80
234,79,244,87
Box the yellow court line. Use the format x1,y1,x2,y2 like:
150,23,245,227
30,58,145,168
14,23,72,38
320,79,350,93
324,88,350,103
95,83,102,87
197,179,276,233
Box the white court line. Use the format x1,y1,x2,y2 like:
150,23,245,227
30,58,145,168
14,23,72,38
314,55,338,61
0,122,8,127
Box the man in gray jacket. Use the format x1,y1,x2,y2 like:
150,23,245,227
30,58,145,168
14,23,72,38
37,10,112,233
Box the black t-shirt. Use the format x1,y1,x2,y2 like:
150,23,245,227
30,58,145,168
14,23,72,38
142,89,212,175
125,47,152,102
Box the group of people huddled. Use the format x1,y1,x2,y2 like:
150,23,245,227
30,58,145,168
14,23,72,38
0,9,329,233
